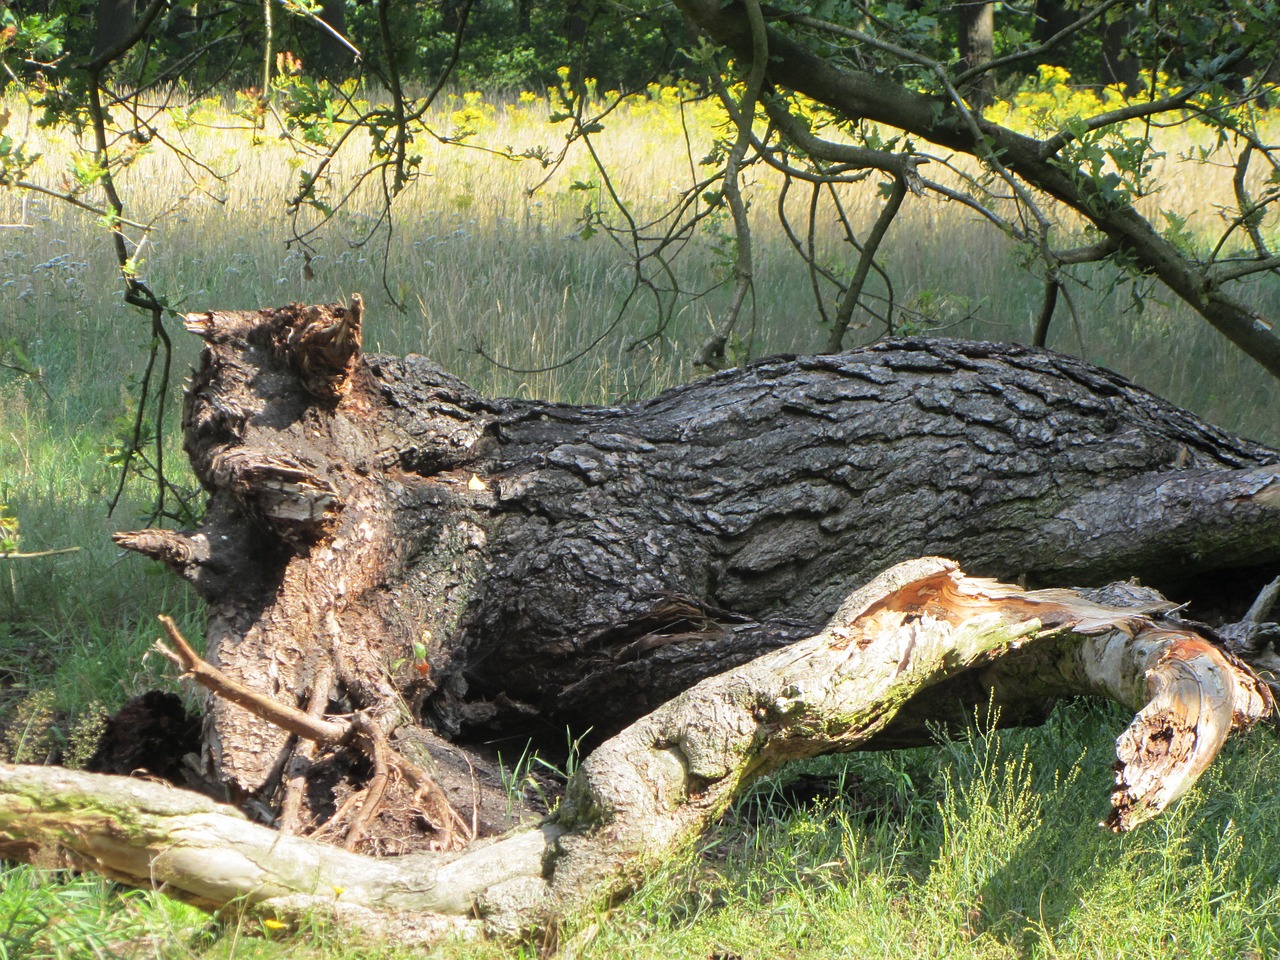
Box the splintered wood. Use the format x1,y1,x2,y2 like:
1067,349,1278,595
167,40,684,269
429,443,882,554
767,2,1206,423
1109,634,1272,831
818,561,1273,830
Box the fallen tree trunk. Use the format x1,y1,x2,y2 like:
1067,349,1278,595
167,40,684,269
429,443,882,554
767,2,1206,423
1,558,1272,940
3,298,1278,941
111,299,1280,793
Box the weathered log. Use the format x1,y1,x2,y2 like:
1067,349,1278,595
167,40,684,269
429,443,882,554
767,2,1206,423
0,558,1270,940
107,299,1280,801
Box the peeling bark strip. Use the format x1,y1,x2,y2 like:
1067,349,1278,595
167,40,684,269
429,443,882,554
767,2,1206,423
112,300,1280,802
0,560,1270,940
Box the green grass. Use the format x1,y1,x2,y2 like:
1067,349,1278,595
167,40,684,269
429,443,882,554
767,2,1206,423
1,86,1279,958
557,704,1280,960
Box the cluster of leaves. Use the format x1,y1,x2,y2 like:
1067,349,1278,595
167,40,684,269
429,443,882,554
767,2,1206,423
0,503,18,555
359,0,681,92
0,0,684,97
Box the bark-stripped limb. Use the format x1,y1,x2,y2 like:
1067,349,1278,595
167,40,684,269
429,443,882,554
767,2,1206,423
0,763,542,942
0,559,1268,939
1106,634,1268,830
548,559,1273,900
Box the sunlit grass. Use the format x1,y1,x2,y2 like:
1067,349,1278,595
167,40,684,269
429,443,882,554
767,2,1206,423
551,704,1280,960
63,701,1274,960
1,80,1279,959
1,81,1277,435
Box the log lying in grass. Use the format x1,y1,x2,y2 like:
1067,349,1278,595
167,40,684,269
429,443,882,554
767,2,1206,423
108,299,1280,804
0,558,1271,941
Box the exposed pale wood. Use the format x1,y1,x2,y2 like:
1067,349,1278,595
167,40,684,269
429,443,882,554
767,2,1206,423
1106,634,1270,831
0,762,546,940
2,560,1268,940
154,615,472,849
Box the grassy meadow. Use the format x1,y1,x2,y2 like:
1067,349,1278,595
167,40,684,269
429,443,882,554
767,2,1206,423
0,77,1279,958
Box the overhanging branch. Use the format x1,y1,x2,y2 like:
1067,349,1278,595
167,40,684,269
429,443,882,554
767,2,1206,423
673,0,1280,380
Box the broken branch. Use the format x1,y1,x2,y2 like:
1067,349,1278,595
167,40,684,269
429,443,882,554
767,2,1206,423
153,615,472,848
0,559,1272,941
155,615,348,746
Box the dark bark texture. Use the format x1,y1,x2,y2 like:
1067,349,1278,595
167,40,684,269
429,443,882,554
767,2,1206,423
116,300,1280,813
956,0,996,108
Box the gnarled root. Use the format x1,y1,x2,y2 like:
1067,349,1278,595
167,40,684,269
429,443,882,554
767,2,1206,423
153,616,473,851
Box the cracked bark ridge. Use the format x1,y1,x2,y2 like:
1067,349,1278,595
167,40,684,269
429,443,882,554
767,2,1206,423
0,559,1271,941
113,301,1280,820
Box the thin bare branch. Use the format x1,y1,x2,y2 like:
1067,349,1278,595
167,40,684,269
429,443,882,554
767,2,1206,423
155,615,350,745
789,14,938,69
764,99,923,181
1032,275,1061,347
1039,79,1237,160
694,0,769,367
1211,255,1280,283
826,174,907,352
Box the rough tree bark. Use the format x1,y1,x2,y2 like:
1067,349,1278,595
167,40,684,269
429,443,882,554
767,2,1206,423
2,299,1279,941
956,1,996,109
104,297,1280,782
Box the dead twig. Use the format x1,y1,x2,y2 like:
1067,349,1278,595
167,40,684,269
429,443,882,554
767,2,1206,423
278,661,334,835
155,615,348,745
153,614,473,849
1218,575,1280,664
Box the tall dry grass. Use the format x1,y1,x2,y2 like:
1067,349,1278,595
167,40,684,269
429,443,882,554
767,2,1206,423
1,82,1275,421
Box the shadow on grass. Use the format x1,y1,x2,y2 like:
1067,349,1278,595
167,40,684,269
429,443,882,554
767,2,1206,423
955,702,1280,958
